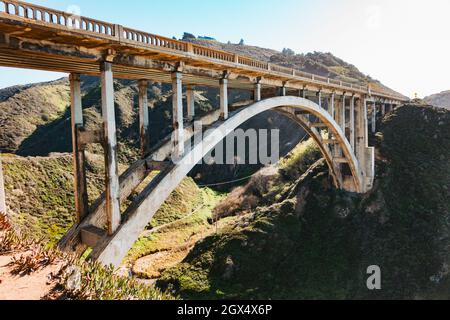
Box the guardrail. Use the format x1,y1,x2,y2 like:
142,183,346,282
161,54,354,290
0,0,405,100
0,0,116,37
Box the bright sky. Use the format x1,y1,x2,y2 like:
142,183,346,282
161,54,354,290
1,0,449,98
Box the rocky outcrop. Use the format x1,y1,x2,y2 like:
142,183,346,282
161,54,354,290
424,90,450,110
157,104,450,300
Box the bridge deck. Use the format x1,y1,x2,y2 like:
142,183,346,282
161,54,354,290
0,0,406,102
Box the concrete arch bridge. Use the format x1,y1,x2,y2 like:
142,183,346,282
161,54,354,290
0,0,408,266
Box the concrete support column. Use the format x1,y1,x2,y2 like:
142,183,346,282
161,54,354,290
356,98,368,166
186,85,195,121
381,103,386,117
317,91,322,108
138,80,149,158
69,73,89,223
101,62,121,235
220,78,229,120
280,84,286,97
300,88,306,99
332,97,343,157
340,95,346,131
334,97,341,126
349,96,355,150
329,93,335,117
371,102,377,134
172,72,185,158
254,82,261,102
0,157,6,214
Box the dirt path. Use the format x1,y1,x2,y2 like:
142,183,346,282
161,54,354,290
0,252,61,300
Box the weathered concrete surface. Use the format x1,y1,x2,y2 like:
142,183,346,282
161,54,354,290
138,80,149,158
101,62,121,235
171,72,184,159
90,96,367,267
220,78,229,120
186,86,195,121
70,73,89,222
349,96,355,150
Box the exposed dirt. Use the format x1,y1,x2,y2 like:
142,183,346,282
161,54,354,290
0,251,62,300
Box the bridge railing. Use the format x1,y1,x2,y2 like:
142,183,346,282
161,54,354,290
0,0,405,101
121,26,188,51
0,0,116,38
238,56,269,69
192,44,236,63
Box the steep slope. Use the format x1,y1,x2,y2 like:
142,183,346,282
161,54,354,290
424,90,450,110
157,104,450,300
0,79,70,154
1,153,210,247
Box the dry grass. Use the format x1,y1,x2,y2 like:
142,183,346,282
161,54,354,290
10,245,58,276
0,213,173,300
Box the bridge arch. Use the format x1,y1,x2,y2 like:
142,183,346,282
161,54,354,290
90,96,365,266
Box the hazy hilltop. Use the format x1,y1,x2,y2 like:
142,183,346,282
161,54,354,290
424,90,450,110
189,38,406,98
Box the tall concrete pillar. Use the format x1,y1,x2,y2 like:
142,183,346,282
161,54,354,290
280,84,286,97
381,103,386,117
254,82,261,102
0,157,6,214
356,98,368,167
317,91,322,109
329,93,335,117
350,96,355,150
334,96,341,127
138,80,149,158
340,95,346,131
101,62,121,235
69,73,88,223
300,88,306,99
371,102,377,133
186,85,195,121
220,78,229,120
172,72,185,158
332,97,343,157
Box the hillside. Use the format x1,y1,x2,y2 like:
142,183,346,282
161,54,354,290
424,90,450,110
189,39,405,99
157,104,450,300
1,153,212,247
